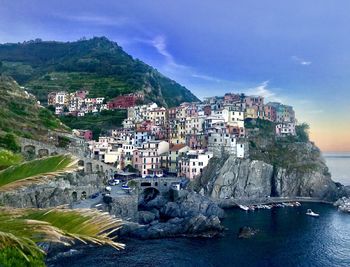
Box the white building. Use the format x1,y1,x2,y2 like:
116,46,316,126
55,91,68,105
276,123,296,136
178,150,213,179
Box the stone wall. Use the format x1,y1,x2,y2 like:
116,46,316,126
0,172,105,208
103,194,139,222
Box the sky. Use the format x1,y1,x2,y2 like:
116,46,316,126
0,0,349,151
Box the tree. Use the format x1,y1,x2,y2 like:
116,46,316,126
0,133,21,153
0,154,124,266
296,123,310,142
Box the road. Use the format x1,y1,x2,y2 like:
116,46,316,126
72,183,133,209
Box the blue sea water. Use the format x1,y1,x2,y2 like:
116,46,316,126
323,152,350,186
48,203,350,267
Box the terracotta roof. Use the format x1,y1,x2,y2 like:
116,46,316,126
170,144,186,151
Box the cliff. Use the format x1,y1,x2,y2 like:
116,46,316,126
192,120,343,202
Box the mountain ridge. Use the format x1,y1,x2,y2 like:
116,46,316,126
0,37,199,107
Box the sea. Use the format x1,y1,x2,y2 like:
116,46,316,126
48,152,350,267
48,203,350,267
323,152,350,186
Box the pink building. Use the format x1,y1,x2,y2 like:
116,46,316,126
133,148,162,178
264,104,277,122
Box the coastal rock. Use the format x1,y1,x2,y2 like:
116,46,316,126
334,197,350,213
138,211,157,224
238,226,259,239
120,191,225,239
193,141,343,202
160,192,225,219
121,214,223,239
194,156,273,200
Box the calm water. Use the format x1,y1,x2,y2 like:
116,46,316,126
49,203,350,267
323,152,350,185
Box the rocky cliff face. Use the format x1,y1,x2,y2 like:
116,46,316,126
193,141,342,202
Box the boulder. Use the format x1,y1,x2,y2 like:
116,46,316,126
138,211,157,224
238,226,259,239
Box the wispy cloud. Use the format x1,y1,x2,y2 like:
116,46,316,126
56,14,131,27
149,35,191,72
191,73,223,83
291,56,312,66
244,81,282,102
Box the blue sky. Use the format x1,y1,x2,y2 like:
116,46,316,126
0,0,349,151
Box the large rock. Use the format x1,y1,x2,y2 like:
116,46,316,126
120,191,225,239
138,211,157,224
121,214,224,239
196,156,273,200
160,192,225,219
194,141,343,202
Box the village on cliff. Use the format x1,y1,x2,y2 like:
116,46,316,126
47,90,296,180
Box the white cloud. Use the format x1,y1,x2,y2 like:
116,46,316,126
191,73,222,83
292,56,312,66
244,80,282,102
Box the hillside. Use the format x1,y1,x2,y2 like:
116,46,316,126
0,75,68,147
0,37,199,107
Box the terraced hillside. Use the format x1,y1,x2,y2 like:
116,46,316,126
0,37,199,107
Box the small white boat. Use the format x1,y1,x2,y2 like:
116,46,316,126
306,209,319,217
239,205,249,211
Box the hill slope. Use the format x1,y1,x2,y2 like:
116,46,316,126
0,75,68,144
0,37,199,107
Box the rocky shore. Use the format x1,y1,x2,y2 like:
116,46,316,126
334,197,350,213
115,190,225,239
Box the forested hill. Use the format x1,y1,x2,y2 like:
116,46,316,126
0,37,199,107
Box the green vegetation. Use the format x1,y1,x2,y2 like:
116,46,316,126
60,109,127,139
247,119,318,173
0,133,21,153
0,247,45,267
0,150,23,170
0,37,198,107
0,75,68,141
0,153,124,266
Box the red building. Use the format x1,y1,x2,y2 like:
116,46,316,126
107,93,144,110
264,104,277,122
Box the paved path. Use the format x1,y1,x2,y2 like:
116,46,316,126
72,184,132,209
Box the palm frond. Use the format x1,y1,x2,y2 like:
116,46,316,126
0,207,124,263
23,208,125,250
0,154,77,191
